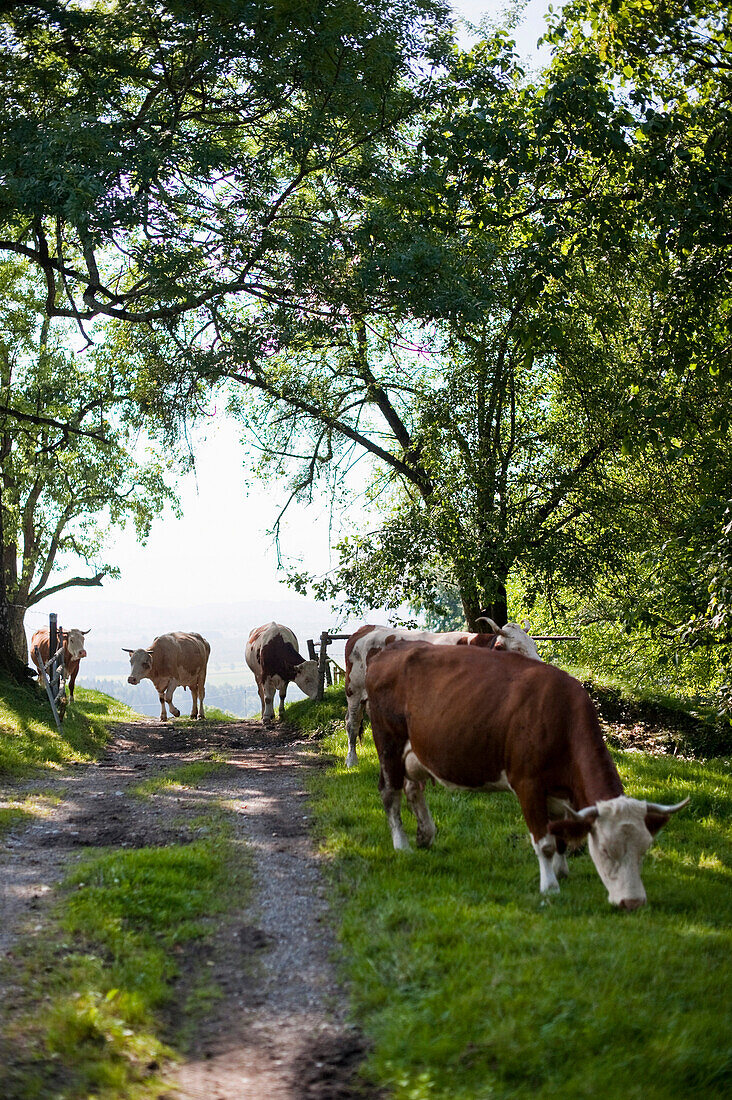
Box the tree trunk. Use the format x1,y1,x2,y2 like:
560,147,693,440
0,483,35,681
478,590,508,629
9,603,29,665
461,580,509,631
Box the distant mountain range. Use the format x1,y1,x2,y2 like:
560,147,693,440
26,595,381,681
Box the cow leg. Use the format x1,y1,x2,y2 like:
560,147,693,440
262,679,276,722
532,834,561,894
256,679,266,719
514,781,561,894
196,676,206,720
380,779,410,851
158,692,169,721
166,682,181,719
404,779,436,849
552,842,569,880
68,667,78,701
278,685,287,720
345,695,364,769
189,686,199,720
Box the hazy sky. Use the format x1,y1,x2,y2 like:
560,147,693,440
30,0,554,644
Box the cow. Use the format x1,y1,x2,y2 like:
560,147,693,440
366,641,688,908
245,622,319,722
123,632,210,721
343,619,541,768
30,626,90,702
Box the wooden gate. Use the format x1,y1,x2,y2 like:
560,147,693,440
33,612,67,733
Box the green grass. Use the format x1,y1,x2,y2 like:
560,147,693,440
131,754,228,797
285,684,347,735
0,677,138,777
173,706,240,724
303,701,732,1100
1,788,253,1099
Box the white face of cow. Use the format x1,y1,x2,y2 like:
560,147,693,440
125,648,154,685
294,659,319,699
495,622,541,660
65,628,89,661
586,797,654,909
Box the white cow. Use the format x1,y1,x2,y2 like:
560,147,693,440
343,618,541,768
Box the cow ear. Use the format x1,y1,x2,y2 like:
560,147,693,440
644,811,671,836
548,818,593,841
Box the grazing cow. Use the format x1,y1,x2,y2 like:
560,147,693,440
366,642,688,908
31,626,90,701
123,632,210,720
343,620,541,768
245,622,318,722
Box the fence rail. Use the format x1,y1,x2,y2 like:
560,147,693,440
34,612,66,732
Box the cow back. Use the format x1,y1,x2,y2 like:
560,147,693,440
150,632,209,678
366,643,619,802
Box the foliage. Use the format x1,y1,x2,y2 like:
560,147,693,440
307,726,731,1099
0,0,451,326
0,259,180,661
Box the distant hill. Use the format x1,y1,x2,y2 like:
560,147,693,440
83,676,264,719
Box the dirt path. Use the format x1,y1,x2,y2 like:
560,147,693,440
0,718,373,1099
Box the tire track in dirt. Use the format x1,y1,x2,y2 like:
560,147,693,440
0,718,376,1099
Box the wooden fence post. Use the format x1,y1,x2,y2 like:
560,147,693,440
317,631,330,701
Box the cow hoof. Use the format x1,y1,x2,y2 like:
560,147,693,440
416,827,436,849
345,751,358,769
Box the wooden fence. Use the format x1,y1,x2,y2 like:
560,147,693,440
33,612,67,732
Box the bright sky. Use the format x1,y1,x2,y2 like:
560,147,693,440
31,0,555,641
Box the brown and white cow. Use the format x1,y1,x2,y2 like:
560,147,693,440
245,622,319,722
31,626,90,701
123,631,210,721
366,642,688,908
343,620,541,768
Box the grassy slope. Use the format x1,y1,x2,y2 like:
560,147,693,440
0,679,137,777
290,687,732,1100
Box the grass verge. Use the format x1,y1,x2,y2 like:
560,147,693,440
299,692,732,1100
0,777,252,1099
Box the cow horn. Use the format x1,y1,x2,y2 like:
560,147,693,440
122,647,134,653
475,616,504,636
82,629,91,635
645,796,690,815
521,619,531,632
565,803,599,823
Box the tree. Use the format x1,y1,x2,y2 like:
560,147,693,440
0,0,451,326
0,0,452,676
0,259,178,665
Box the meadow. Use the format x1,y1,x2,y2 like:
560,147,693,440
291,689,732,1100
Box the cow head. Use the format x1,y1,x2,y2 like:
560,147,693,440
475,617,541,660
65,628,90,660
294,658,319,699
123,647,154,685
549,795,689,908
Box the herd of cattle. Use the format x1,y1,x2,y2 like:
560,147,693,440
30,618,688,909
